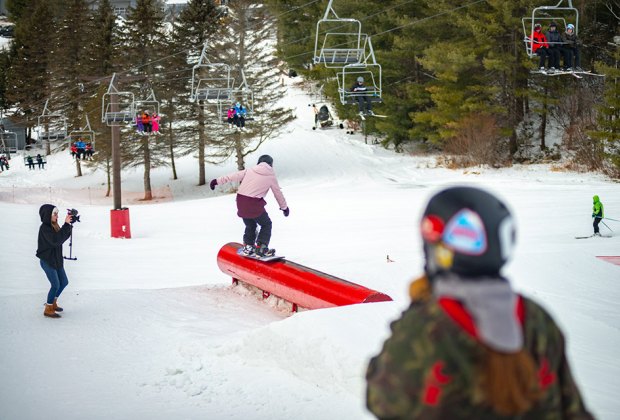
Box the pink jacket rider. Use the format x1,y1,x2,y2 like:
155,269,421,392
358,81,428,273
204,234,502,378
216,162,287,219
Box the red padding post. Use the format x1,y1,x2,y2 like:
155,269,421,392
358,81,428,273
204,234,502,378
110,208,131,239
217,242,392,310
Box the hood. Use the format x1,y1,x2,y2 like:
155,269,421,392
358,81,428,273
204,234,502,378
252,162,275,176
39,204,56,225
593,195,600,203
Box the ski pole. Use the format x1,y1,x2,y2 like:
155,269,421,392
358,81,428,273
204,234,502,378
603,217,620,223
601,221,613,233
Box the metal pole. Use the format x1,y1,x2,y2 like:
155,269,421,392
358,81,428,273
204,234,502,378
110,90,122,210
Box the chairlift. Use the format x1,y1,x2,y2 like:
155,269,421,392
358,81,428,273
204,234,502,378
101,73,135,126
68,114,96,152
313,0,364,68
522,0,578,58
0,130,18,154
37,99,67,142
336,36,382,106
135,88,162,134
191,42,234,103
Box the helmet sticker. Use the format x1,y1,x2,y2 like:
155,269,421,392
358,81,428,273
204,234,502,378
442,209,487,255
421,214,445,243
498,216,515,261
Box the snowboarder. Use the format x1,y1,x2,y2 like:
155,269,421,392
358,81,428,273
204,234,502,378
366,186,593,419
592,195,604,236
209,155,289,257
36,205,73,318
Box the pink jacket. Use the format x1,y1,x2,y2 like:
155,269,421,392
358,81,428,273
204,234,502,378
227,108,236,119
217,162,287,216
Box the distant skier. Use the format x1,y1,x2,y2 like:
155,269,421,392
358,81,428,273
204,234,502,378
562,23,582,71
366,186,594,419
592,195,604,236
233,102,247,130
209,155,289,257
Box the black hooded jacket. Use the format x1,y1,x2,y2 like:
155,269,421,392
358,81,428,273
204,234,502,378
36,204,72,269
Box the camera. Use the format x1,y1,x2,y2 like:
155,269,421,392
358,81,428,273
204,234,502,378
67,208,80,224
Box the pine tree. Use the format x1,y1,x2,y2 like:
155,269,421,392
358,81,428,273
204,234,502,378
47,0,95,175
592,44,620,176
6,0,54,143
119,0,170,200
169,0,222,185
210,0,294,170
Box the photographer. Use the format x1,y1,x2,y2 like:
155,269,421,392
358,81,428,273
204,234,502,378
36,205,73,318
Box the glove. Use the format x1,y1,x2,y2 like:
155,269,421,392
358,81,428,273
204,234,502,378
210,179,218,190
282,207,289,217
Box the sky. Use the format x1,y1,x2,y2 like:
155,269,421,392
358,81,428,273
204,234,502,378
0,78,619,420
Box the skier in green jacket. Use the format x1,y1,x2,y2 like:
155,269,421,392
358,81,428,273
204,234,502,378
366,186,593,419
592,195,604,236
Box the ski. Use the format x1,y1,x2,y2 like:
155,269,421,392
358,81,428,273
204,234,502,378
359,112,387,120
575,234,612,239
573,71,605,77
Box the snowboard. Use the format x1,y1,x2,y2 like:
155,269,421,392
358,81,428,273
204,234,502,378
236,247,285,262
575,234,612,239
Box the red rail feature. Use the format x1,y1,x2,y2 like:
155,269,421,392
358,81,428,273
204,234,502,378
217,242,392,311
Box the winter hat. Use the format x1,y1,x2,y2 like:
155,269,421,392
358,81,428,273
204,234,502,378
420,186,516,278
534,23,542,29
549,21,557,27
567,23,575,30
257,155,273,167
357,76,364,83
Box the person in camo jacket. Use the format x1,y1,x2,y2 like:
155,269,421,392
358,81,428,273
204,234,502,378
366,186,593,419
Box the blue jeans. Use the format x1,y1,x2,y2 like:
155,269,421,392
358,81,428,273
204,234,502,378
40,260,69,304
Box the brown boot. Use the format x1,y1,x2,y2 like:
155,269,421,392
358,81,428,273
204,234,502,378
52,298,63,312
44,304,61,318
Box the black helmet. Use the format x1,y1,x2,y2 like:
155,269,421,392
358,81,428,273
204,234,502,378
420,186,515,278
257,154,273,166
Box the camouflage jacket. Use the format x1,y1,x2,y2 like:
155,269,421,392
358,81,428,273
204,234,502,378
366,292,594,419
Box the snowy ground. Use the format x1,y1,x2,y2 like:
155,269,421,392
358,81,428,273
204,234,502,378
1,79,619,419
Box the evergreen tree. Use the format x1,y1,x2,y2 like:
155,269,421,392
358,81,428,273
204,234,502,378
82,0,117,192
592,44,620,176
119,0,170,200
169,0,222,185
210,0,294,170
6,0,54,143
48,0,94,175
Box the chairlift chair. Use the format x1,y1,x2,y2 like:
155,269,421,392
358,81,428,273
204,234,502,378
68,114,96,151
191,42,234,103
101,73,136,126
336,36,382,106
0,130,18,154
522,0,579,58
313,0,364,68
37,99,68,142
